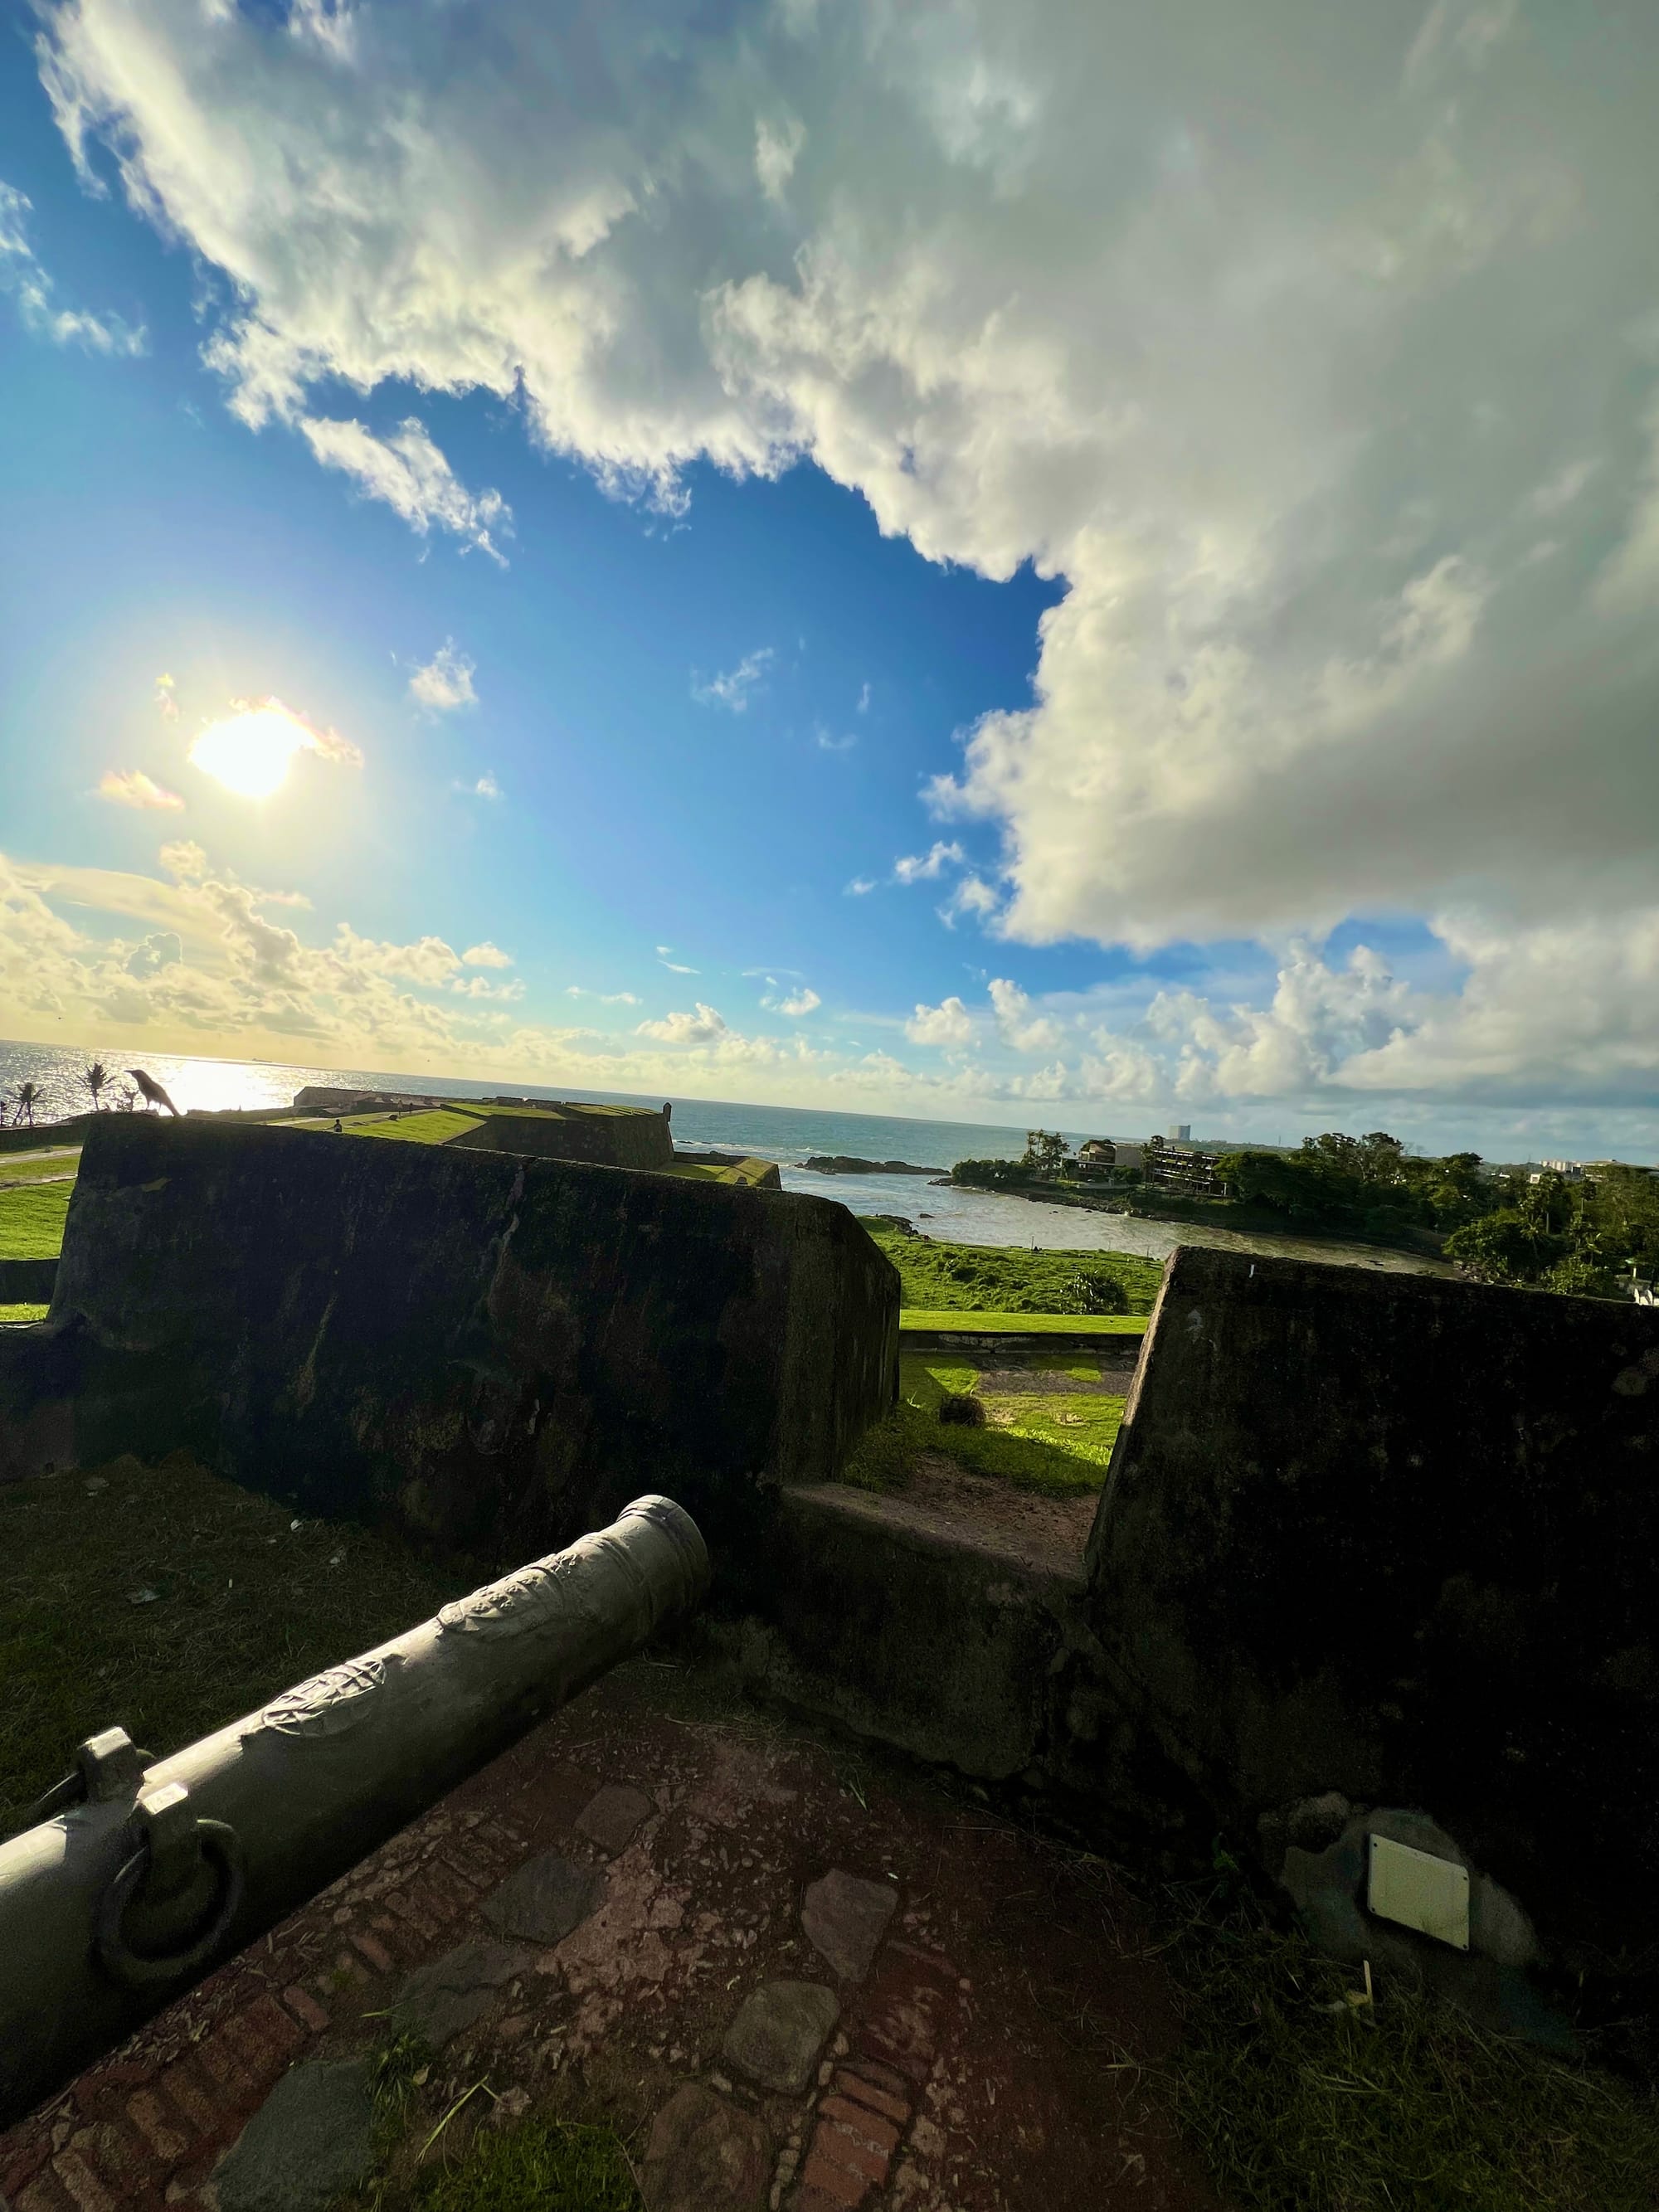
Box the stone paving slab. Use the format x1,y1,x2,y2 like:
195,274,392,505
387,1940,543,2048
481,1850,606,1946
0,1657,1231,2212
211,2059,374,2212
723,1981,840,2094
802,1871,899,1984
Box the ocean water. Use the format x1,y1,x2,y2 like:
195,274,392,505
0,1038,1446,1275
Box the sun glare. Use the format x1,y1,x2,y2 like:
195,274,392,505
187,701,324,799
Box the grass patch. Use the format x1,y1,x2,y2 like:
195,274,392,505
860,1219,1163,1316
841,1353,1123,1496
0,1455,475,1837
1136,1858,1659,2212
333,2043,643,2212
339,1110,485,1145
0,1304,49,1324
0,1150,81,1184
0,1182,73,1259
901,1308,1146,1334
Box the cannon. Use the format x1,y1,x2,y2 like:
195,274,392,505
0,1493,708,2129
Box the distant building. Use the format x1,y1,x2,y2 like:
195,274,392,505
1078,1137,1117,1172
1145,1131,1225,1197
1168,1122,1192,1143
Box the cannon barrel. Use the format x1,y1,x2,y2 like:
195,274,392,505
0,1493,708,2129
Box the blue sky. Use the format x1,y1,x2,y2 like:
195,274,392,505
3,1,1658,1155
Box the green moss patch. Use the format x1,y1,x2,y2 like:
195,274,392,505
0,1455,474,1837
0,1181,73,1259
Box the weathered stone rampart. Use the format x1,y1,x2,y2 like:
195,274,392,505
0,1117,898,1558
1087,1245,1659,2033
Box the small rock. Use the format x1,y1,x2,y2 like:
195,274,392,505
126,1587,159,1606
481,1853,605,1947
489,2086,531,2127
387,1942,540,2049
801,1869,898,1983
722,1981,839,2095
83,1477,108,1494
577,1783,654,1856
708,2072,733,2093
212,2059,374,2212
643,2083,770,2212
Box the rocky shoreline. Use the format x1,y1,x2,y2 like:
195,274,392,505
800,1155,948,1176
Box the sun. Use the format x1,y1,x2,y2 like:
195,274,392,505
187,701,315,800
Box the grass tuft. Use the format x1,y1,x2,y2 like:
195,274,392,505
402,2116,641,2211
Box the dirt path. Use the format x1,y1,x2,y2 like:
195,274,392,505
0,1658,1231,2212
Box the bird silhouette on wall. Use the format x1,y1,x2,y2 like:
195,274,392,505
127,1068,181,1116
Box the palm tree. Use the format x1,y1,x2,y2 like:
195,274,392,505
82,1062,110,1111
10,1082,38,1129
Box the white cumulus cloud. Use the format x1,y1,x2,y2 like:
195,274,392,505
905,994,975,1048
637,1001,728,1043
33,0,1659,1113
97,769,182,810
299,417,509,562
893,841,964,886
409,642,478,711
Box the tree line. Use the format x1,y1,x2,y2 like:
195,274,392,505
953,1128,1659,1298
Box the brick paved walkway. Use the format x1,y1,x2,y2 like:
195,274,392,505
0,1656,1231,2212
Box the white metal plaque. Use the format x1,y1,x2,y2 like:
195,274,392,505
1366,1833,1470,1950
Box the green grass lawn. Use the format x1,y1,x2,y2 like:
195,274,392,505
0,1149,81,1184
859,1218,1163,1315
338,1109,486,1145
0,1305,50,1324
0,1181,73,1259
842,1349,1126,1496
0,1454,475,1838
901,1307,1146,1334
